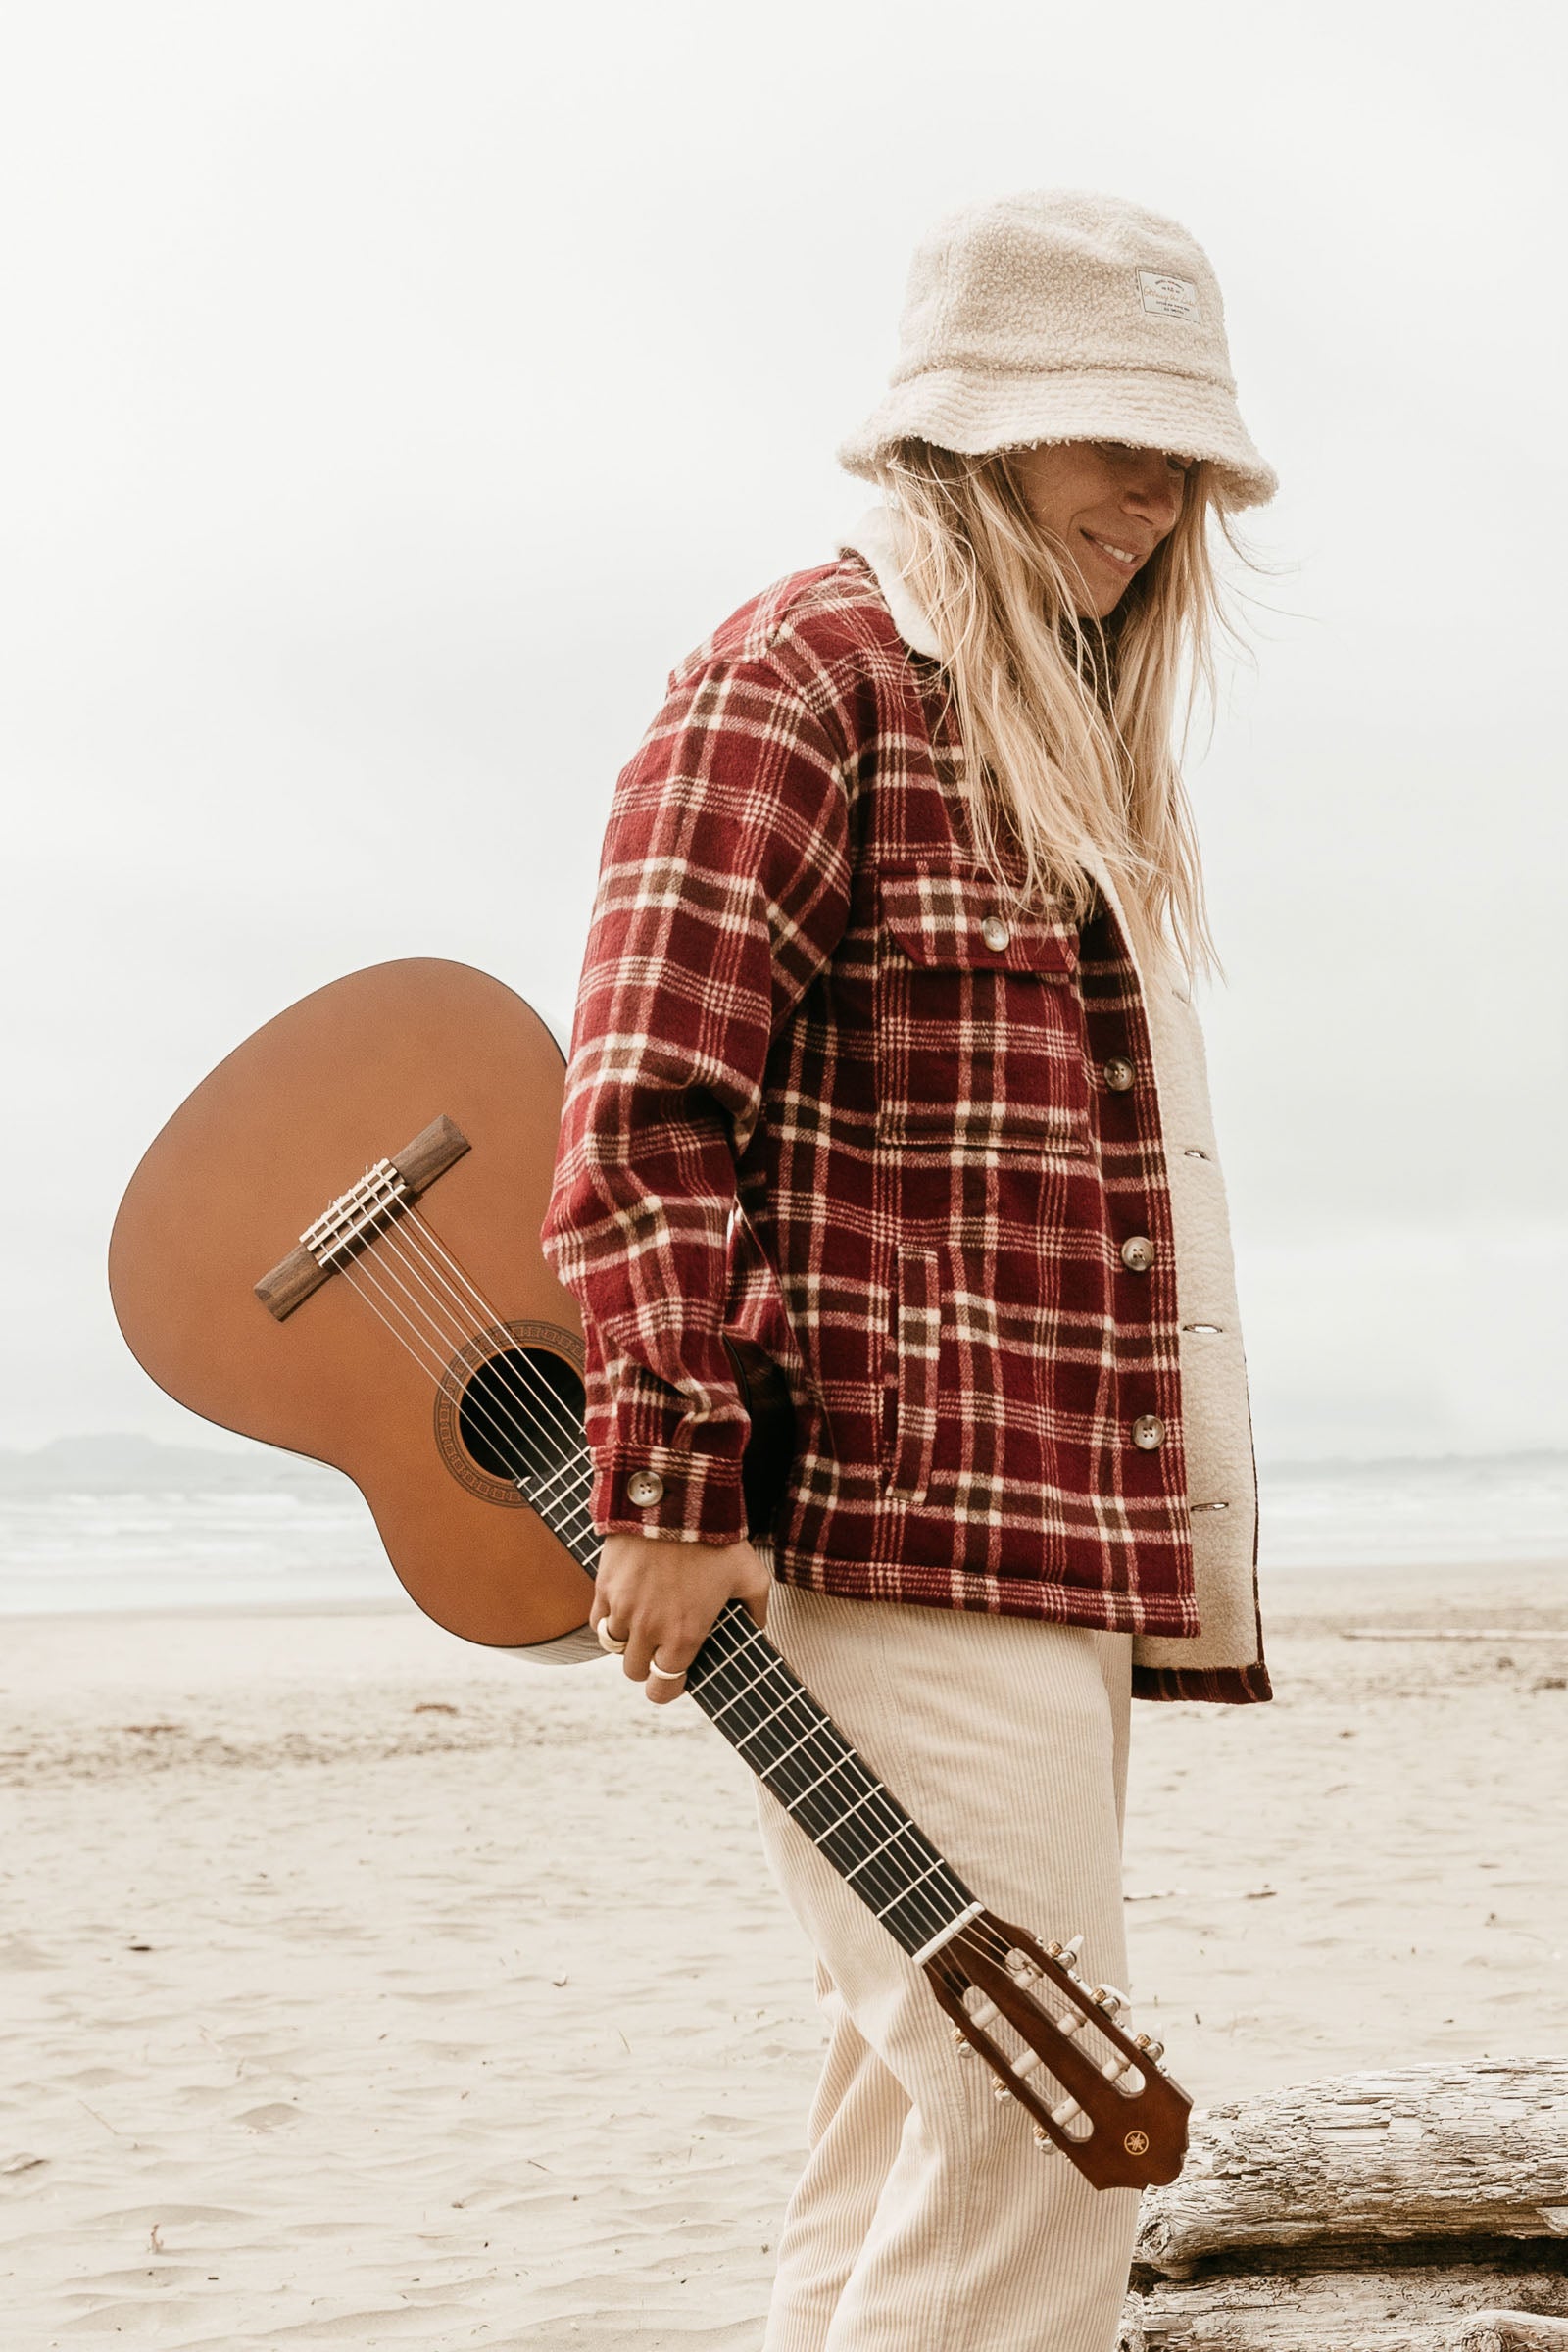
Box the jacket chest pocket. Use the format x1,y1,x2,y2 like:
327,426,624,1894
873,869,1093,1155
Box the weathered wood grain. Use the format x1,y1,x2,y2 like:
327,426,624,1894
1453,2316,1568,2350
389,1111,469,1196
1135,2062,1568,2273
1118,2260,1568,2350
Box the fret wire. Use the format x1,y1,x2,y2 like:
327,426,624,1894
527,1459,583,1512
841,1819,922,1883
874,1859,949,1922
782,1750,879,1812
729,1686,825,1758
548,1564,976,1953
333,1219,991,1960
737,1711,837,1778
685,1612,977,1948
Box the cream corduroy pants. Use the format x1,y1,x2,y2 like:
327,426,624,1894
753,1584,1139,2352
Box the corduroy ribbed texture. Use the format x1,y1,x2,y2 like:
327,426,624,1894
754,1584,1141,2352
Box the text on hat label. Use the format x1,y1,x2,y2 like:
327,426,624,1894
1138,270,1201,323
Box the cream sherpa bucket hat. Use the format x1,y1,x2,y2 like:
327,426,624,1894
838,187,1277,510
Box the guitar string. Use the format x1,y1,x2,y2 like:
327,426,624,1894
353,1213,1000,1951
319,1214,987,1954
318,1196,1131,2001
339,1253,972,1960
389,1206,601,1537
373,1217,1056,1972
335,1219,1067,1979
345,1214,1074,1977
376,1210,662,1553
284,1193,1149,2019
403,1206,598,1481
394,1199,1113,1970
327,1228,1139,2068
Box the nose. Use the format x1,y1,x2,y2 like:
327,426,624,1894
1122,452,1184,535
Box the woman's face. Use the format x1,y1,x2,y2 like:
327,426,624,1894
1007,438,1192,618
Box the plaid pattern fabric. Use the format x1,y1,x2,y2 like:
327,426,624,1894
541,550,1266,1698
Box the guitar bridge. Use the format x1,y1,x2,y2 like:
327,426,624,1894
254,1114,470,1321
302,1160,409,1266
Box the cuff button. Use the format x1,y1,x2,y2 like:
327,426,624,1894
627,1470,665,1506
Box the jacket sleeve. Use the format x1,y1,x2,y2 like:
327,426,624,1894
539,655,852,1546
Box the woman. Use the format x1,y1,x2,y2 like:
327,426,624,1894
541,187,1275,2352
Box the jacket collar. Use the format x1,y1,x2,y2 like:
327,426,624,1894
838,504,944,662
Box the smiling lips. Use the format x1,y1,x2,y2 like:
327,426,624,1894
1082,529,1147,573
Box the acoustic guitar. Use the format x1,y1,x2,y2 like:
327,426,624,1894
108,956,1191,2190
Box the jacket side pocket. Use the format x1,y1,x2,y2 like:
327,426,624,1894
883,1246,941,1505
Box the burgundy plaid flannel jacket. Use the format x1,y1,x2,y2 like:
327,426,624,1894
541,513,1270,1704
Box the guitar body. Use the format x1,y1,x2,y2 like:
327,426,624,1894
108,958,790,1650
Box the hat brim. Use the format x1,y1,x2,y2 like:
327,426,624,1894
837,365,1278,510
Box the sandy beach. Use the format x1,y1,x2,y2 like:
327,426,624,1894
3,1558,1565,2348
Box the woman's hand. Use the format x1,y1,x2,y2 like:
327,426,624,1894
593,1530,771,1704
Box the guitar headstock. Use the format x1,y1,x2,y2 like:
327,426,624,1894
922,1909,1191,2189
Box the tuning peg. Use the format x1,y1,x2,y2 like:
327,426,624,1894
1089,1984,1125,2018
990,2074,1012,2102
1133,2034,1165,2063
1032,2126,1052,2152
950,2027,973,2057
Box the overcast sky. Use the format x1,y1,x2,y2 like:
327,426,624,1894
4,0,1564,1464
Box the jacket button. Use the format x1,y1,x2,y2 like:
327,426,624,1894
1131,1414,1165,1450
1120,1235,1155,1274
627,1470,665,1506
1103,1056,1136,1092
980,915,1010,952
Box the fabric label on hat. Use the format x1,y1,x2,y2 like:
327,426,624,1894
1139,270,1201,323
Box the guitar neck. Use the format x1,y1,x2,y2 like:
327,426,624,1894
683,1599,980,1963
535,1462,976,1961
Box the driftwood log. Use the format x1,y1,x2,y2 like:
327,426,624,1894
1122,2260,1568,2349
1453,2318,1568,2350
1117,2060,1568,2351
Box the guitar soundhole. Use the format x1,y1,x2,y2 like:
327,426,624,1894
433,1321,588,1509
458,1346,585,1486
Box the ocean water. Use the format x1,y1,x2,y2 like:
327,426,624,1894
0,1442,1564,1618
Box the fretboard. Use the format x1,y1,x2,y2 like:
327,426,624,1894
684,1598,978,1959
519,1451,979,1962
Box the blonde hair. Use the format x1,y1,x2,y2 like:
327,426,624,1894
873,438,1250,990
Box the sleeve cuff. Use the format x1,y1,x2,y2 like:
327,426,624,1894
590,1443,750,1546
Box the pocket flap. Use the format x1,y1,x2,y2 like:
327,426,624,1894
879,870,1078,977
